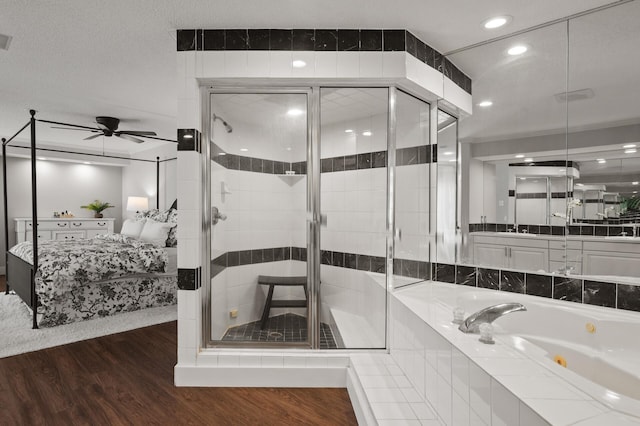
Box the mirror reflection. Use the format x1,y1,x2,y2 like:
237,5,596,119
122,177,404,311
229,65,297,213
446,1,640,282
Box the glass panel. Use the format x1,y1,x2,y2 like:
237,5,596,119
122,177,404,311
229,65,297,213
567,1,640,281
393,90,431,287
318,87,388,349
447,22,569,275
436,109,458,266
209,92,309,345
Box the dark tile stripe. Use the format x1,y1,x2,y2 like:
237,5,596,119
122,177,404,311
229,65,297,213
178,267,201,290
176,28,471,94
178,129,201,152
468,222,638,237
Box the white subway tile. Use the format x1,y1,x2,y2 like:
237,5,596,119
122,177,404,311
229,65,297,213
451,348,470,403
177,318,196,348
201,51,225,77
223,51,249,77
291,51,315,78
217,354,240,367
522,399,608,425
469,362,491,425
365,387,407,403
519,402,549,426
337,51,360,77
371,402,417,420
436,373,452,425
383,52,407,78
270,51,293,77
177,347,197,365
315,52,337,78
246,51,270,77
490,380,519,426
360,51,383,78
178,289,197,320
452,390,471,426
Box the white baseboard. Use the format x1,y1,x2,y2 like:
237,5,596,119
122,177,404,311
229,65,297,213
174,365,346,388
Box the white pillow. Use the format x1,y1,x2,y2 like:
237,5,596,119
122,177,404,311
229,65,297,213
121,219,146,238
139,219,173,246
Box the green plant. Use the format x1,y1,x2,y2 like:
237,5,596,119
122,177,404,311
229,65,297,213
620,196,640,215
81,200,115,214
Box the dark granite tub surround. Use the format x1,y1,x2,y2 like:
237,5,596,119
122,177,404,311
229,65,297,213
617,284,640,312
583,280,616,308
455,265,476,286
553,277,583,303
525,274,552,298
500,271,525,294
477,268,499,290
433,263,455,283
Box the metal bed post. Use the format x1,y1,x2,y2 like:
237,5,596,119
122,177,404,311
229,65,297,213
29,110,39,329
2,138,8,294
156,156,160,209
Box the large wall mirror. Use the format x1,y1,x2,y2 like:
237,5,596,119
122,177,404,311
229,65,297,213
440,1,640,284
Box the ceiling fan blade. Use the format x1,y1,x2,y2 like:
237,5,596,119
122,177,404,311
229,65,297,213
117,134,145,144
51,126,100,132
84,133,103,140
118,131,157,136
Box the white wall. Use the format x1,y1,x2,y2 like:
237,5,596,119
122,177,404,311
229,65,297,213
1,156,122,270
121,143,177,221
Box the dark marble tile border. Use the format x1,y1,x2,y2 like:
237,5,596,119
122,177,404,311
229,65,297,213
176,29,471,94
212,246,426,280
508,160,580,170
436,262,640,313
469,222,636,237
211,142,306,175
178,267,201,290
178,129,201,152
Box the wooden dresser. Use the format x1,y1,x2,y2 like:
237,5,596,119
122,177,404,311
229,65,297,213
14,217,115,243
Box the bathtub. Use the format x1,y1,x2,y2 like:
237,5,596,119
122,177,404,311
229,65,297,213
394,282,640,422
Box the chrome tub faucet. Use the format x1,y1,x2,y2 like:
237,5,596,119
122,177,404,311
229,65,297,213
458,303,527,334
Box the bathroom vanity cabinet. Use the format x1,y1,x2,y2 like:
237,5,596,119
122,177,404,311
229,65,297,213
473,235,549,271
582,240,640,277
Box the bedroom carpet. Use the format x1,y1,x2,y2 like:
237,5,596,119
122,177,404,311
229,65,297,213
0,292,177,358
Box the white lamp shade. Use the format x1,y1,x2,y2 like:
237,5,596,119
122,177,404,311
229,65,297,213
127,196,149,212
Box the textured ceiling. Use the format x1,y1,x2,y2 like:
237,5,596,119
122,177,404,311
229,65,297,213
0,0,619,156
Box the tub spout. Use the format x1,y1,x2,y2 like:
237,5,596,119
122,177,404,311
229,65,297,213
458,303,527,334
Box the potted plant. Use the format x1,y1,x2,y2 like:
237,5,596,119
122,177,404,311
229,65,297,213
81,200,115,218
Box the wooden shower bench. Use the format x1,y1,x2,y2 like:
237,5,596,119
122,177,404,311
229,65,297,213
258,275,308,329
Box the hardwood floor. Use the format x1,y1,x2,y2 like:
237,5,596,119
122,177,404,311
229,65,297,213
0,276,357,425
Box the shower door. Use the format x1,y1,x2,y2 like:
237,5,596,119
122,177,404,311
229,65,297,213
317,87,389,349
208,90,311,346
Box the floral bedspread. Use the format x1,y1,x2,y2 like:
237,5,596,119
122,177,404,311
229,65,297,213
9,234,168,296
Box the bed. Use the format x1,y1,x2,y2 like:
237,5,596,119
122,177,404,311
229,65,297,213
6,209,178,328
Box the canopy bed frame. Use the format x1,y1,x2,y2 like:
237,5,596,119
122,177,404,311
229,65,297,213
2,110,177,328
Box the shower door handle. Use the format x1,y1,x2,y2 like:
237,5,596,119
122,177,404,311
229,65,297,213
320,214,327,227
212,206,227,225
395,228,402,241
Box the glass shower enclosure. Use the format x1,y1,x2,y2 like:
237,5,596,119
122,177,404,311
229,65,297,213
203,86,432,349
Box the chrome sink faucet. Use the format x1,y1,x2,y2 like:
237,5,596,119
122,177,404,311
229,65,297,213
458,303,527,333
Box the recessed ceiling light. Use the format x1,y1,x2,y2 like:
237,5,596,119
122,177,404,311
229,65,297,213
633,181,639,185
519,177,526,180
515,154,525,158
287,108,304,116
623,144,637,149
444,151,454,156
183,134,193,139
37,157,46,161
597,159,606,164
634,191,638,194
240,148,248,152
344,129,353,133
83,162,91,165
483,16,512,29
286,147,292,151
218,152,226,156
524,158,533,163
292,60,306,68
478,100,493,107
362,131,372,136
448,159,457,162
507,45,528,56
0,33,12,51
625,149,637,154
576,183,584,186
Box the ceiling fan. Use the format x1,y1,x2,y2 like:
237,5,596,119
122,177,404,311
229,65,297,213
52,116,157,144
